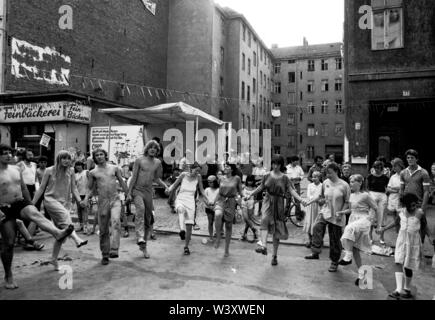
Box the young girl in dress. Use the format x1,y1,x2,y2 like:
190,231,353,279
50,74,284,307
204,175,219,243
381,193,424,299
336,174,378,285
240,175,258,242
303,171,322,248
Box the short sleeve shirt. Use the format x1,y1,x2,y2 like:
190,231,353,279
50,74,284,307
322,178,351,227
400,166,431,203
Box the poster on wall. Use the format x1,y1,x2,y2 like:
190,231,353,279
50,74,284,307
39,133,51,147
90,126,144,166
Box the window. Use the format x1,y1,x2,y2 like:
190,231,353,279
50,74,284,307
253,78,256,94
288,135,296,148
260,71,263,85
220,47,225,67
287,113,295,126
264,74,266,88
274,124,281,137
321,59,328,71
300,91,303,100
241,81,245,99
253,52,257,66
248,58,251,75
259,121,262,136
299,112,303,122
248,32,251,47
307,81,315,93
307,124,315,137
335,123,344,136
321,123,328,137
219,110,223,120
288,59,295,64
371,0,403,50
335,79,342,91
321,80,329,92
242,53,245,71
274,146,281,155
274,82,281,94
263,97,266,109
220,77,224,96
260,48,263,61
260,95,263,107
308,60,315,71
252,105,256,121
307,102,315,114
242,24,246,41
267,77,270,90
321,101,328,114
287,92,296,104
274,63,281,74
306,146,315,159
336,57,342,70
288,72,295,83
221,15,225,34
274,103,281,110
300,71,303,80
247,85,251,102
299,133,303,144
247,116,251,131
335,100,343,113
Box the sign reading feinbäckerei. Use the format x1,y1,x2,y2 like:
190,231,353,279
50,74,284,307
0,101,91,124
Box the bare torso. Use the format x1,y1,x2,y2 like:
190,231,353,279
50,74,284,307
134,157,162,191
90,164,119,199
0,165,24,204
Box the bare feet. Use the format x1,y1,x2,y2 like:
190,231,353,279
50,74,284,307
4,277,18,289
214,239,220,249
45,259,60,271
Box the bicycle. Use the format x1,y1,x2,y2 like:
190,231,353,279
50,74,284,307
284,196,305,228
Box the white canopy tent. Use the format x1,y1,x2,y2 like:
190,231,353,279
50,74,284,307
98,101,229,160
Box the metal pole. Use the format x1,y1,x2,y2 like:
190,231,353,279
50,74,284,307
108,118,111,162
195,116,199,162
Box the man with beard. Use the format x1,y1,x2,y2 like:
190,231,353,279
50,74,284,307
128,140,169,259
83,149,130,265
0,144,74,289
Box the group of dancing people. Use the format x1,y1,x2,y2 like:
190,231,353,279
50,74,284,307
1,141,434,300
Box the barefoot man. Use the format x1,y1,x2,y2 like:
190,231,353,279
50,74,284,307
83,149,130,265
0,144,74,289
128,140,169,259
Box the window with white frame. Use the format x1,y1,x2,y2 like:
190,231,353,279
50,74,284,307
321,101,328,114
287,113,295,126
307,81,315,93
336,57,342,70
371,0,404,50
306,145,315,159
321,80,329,92
335,79,342,91
274,82,281,94
321,59,328,71
308,60,315,71
335,123,344,136
274,63,281,74
307,124,315,137
307,102,315,114
335,100,343,113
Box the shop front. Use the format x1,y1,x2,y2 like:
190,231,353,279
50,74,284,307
0,100,91,164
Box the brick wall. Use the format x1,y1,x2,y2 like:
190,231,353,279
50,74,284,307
6,0,169,108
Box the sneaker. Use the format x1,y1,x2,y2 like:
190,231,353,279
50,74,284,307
328,262,339,272
388,290,401,299
400,289,413,299
240,234,248,241
255,246,267,255
179,230,186,240
304,253,319,260
109,252,119,259
101,257,109,265
193,225,200,231
338,259,352,266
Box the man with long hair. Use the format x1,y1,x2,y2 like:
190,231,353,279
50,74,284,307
128,140,169,259
83,149,130,265
0,144,74,289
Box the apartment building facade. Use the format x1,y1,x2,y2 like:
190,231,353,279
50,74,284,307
271,42,344,167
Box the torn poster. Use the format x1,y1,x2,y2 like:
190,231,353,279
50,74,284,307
141,0,156,15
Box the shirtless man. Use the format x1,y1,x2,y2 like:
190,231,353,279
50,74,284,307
0,144,73,289
83,149,130,265
128,140,169,259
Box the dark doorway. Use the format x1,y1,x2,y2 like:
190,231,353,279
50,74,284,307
369,99,435,171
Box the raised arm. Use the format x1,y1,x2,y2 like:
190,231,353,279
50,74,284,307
32,168,50,204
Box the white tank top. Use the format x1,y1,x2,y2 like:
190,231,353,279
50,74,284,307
20,162,37,185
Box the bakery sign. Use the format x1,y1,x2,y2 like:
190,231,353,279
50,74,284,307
0,101,91,124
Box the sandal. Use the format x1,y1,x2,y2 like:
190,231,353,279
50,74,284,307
184,247,190,255
240,234,248,241
77,240,88,248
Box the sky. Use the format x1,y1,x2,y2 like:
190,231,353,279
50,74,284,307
215,0,344,48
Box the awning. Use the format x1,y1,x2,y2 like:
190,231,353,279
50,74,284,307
98,101,225,126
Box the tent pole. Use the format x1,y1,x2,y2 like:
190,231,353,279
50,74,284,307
228,122,232,162
108,118,112,162
195,116,199,162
